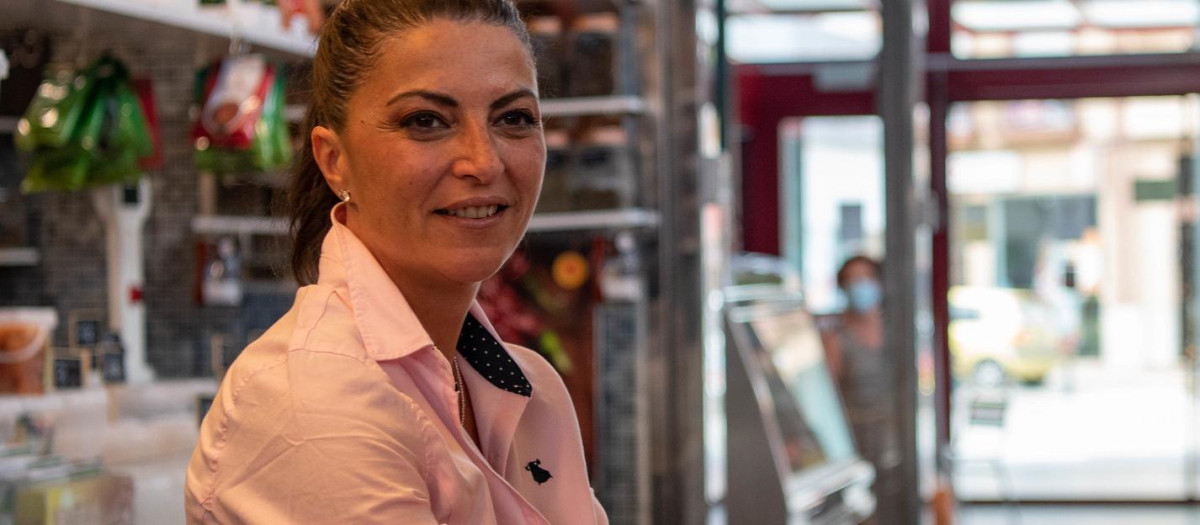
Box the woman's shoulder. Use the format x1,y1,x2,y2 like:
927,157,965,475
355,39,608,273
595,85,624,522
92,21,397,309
198,319,434,492
286,283,369,360
189,307,436,520
215,284,417,424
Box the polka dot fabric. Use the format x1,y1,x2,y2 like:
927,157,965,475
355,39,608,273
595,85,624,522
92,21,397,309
457,314,533,397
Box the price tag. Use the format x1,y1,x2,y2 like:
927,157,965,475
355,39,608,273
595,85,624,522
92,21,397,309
101,353,125,384
53,358,82,389
74,320,100,347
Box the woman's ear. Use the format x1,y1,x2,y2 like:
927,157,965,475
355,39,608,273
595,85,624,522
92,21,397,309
312,126,348,191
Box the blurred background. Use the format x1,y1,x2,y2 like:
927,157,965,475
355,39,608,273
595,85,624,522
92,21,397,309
3,0,1200,523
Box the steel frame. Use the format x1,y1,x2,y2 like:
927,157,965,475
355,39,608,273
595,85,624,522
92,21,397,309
734,0,1200,503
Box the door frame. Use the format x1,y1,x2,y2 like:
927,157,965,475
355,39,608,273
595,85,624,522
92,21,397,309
735,0,1200,501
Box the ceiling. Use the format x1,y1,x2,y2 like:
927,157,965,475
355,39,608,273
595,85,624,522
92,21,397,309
953,0,1200,32
725,0,1200,63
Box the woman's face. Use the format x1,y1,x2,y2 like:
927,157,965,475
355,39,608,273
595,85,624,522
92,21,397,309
315,19,544,289
841,260,882,313
842,261,878,288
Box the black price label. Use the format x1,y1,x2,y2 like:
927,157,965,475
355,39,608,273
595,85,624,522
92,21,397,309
53,358,83,389
101,353,125,384
74,320,100,347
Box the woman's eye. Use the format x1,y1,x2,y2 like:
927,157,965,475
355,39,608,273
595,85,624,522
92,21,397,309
400,112,448,130
497,110,538,128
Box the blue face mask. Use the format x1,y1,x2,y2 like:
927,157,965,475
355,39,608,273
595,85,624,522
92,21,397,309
847,280,882,312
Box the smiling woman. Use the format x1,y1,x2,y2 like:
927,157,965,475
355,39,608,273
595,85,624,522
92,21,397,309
184,1,606,524
312,18,546,316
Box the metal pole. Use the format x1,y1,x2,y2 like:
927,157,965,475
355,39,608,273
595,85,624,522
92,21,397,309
649,0,707,523
929,69,953,478
1189,98,1200,501
879,0,922,523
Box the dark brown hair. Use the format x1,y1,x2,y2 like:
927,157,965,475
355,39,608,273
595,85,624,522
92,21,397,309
836,255,882,290
287,0,532,284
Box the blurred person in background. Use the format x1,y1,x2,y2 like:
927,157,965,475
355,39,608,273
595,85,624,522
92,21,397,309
820,255,901,523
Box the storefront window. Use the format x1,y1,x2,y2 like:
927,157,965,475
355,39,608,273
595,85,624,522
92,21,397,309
780,116,885,314
726,10,880,63
948,95,1200,499
952,0,1200,58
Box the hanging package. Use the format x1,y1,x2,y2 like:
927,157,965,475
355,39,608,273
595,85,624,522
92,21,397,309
14,54,154,193
192,55,291,176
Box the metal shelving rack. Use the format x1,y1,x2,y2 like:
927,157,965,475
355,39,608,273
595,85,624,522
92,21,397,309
54,0,317,56
0,247,41,267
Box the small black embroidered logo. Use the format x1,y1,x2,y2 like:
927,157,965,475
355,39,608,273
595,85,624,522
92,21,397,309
525,459,552,485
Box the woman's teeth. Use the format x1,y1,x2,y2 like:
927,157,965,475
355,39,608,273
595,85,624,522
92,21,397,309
444,205,500,219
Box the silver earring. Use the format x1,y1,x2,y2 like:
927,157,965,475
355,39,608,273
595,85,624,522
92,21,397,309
338,189,351,202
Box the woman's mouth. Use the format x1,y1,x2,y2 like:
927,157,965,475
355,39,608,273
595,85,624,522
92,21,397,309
435,205,507,219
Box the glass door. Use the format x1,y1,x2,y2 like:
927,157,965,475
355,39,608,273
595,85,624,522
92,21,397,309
946,95,1199,500
781,115,886,315
783,114,940,517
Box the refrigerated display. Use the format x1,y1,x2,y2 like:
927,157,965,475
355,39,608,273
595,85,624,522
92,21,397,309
724,287,875,524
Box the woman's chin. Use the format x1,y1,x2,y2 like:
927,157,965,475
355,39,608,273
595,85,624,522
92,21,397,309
437,255,510,286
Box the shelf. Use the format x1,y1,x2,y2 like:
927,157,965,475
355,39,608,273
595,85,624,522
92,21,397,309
0,117,18,135
192,210,660,237
527,209,660,232
0,248,41,267
55,0,317,57
192,215,287,236
540,96,647,118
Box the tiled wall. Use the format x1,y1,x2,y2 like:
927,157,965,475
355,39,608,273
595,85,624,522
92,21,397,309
595,302,643,525
0,3,294,378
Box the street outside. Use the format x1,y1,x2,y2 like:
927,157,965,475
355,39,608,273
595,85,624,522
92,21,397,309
949,359,1196,501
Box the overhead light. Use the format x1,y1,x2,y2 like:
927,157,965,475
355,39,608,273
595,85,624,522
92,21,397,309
758,0,871,11
727,13,880,63
1082,0,1199,28
954,0,1082,32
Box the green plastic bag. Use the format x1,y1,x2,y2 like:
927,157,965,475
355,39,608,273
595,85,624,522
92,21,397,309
14,66,97,151
92,68,153,185
16,54,155,193
21,147,90,192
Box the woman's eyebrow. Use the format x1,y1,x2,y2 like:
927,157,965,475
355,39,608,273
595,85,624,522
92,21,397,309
491,89,538,111
387,90,458,108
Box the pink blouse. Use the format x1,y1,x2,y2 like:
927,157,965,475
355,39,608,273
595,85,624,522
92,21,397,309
185,207,608,524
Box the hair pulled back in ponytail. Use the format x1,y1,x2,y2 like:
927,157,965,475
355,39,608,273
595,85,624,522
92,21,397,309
286,0,531,284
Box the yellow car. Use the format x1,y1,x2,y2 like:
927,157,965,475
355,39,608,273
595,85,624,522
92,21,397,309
949,286,1068,386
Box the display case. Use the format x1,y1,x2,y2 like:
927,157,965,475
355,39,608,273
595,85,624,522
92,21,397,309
724,287,875,524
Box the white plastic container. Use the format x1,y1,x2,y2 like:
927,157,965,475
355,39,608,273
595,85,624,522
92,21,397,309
0,308,58,395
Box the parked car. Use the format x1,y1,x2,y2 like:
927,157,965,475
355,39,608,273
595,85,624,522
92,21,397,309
949,286,1068,386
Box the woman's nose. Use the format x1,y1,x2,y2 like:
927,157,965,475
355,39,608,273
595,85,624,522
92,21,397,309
451,122,503,183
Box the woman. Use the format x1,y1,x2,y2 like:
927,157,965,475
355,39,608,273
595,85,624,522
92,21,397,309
820,255,898,523
186,1,607,523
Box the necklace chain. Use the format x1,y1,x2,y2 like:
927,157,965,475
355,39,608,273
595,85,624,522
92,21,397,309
452,355,466,427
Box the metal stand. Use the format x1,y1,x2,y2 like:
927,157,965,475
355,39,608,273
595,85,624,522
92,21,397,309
92,179,156,384
879,0,923,522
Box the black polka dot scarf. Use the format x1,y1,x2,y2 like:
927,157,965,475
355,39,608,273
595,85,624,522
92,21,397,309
457,314,533,397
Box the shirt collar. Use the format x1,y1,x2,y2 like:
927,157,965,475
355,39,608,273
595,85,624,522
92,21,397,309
318,204,431,361
457,312,533,397
318,204,533,397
